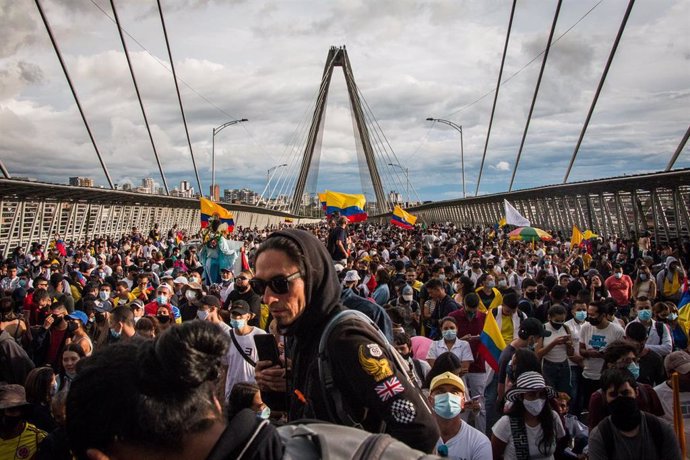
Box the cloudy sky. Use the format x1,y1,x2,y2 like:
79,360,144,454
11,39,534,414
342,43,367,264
1,0,689,203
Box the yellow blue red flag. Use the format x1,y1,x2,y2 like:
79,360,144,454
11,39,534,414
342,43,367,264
478,311,506,371
391,205,417,230
677,278,690,335
322,190,367,222
571,225,584,247
200,198,234,231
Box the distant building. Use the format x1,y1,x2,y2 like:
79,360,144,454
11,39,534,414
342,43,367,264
69,177,94,187
223,188,259,205
171,180,194,198
121,183,133,191
210,184,220,201
140,178,155,194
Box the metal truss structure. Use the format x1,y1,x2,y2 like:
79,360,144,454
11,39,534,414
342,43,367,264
372,169,690,244
290,46,388,215
0,179,309,257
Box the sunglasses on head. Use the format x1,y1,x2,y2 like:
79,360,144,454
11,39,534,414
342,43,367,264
250,272,302,295
236,276,248,281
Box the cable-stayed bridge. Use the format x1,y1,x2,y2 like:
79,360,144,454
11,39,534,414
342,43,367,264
2,2,689,257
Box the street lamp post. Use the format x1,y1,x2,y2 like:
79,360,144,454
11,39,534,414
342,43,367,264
426,117,465,198
388,163,409,206
211,118,248,200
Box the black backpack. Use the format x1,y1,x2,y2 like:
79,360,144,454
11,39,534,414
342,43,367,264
317,309,421,429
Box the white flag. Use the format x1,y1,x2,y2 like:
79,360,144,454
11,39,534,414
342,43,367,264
504,199,530,227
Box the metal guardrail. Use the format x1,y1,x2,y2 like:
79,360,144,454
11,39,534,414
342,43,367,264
0,179,317,257
370,169,690,243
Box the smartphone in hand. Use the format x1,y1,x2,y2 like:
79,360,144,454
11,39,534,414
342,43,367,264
254,334,282,367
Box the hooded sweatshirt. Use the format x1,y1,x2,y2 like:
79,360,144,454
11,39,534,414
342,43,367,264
262,229,438,453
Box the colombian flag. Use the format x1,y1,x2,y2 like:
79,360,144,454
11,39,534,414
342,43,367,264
322,190,368,222
478,311,507,371
571,225,584,248
200,197,234,231
391,205,416,230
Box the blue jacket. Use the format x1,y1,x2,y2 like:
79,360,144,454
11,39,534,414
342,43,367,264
341,288,394,343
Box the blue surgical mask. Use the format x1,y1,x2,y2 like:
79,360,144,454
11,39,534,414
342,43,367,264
433,392,463,419
109,327,121,339
442,329,457,341
99,291,109,301
638,310,652,321
485,282,496,289
257,406,271,420
669,313,679,321
230,319,246,329
575,311,587,322
157,295,168,305
627,362,640,380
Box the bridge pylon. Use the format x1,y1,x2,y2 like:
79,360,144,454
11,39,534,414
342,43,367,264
290,46,388,215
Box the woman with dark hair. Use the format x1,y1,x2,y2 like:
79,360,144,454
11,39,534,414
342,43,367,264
423,351,464,390
426,316,473,371
66,320,283,459
56,344,85,392
226,382,271,421
491,371,566,459
371,268,391,306
24,366,57,432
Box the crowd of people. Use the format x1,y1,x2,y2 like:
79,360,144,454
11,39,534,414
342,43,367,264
0,216,688,459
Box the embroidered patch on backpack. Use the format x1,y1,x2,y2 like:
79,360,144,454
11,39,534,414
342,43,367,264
390,398,416,424
358,345,393,381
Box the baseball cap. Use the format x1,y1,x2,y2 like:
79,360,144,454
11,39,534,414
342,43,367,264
200,295,221,309
230,300,251,315
68,310,88,324
344,270,361,282
129,299,144,310
173,276,188,285
430,371,466,393
519,317,552,338
220,267,233,273
665,351,690,375
334,263,345,274
402,285,413,296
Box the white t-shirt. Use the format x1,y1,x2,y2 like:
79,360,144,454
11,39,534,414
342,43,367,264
654,382,690,449
579,321,624,380
427,338,474,364
223,327,267,397
542,322,570,363
436,421,492,460
492,410,565,460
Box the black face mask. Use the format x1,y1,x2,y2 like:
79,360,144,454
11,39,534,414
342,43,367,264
0,415,22,432
157,315,170,324
67,322,79,333
472,263,481,269
526,291,537,300
95,312,106,324
52,315,64,327
587,316,602,326
550,321,564,330
608,396,641,431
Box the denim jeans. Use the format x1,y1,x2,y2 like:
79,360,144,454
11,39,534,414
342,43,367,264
484,372,499,437
569,365,584,415
462,372,487,434
542,359,572,395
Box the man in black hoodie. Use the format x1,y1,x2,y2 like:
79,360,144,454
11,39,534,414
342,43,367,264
254,229,438,453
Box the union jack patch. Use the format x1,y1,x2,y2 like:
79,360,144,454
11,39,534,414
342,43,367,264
375,376,404,401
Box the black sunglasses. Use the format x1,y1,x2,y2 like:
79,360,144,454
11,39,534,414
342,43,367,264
250,272,302,295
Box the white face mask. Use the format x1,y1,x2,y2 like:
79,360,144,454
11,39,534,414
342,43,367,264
186,290,198,301
523,397,545,416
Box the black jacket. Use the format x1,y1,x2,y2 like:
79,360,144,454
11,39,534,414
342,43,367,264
0,330,34,384
269,229,438,453
223,288,262,327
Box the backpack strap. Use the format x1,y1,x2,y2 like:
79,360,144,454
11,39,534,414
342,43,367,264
236,419,269,460
230,330,256,367
655,321,664,345
317,309,416,430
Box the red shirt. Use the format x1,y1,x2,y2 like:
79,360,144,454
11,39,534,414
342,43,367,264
144,301,171,317
604,274,633,306
449,309,487,373
46,328,67,368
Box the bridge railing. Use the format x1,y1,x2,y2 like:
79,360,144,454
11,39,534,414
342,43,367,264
371,169,690,244
0,179,316,257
